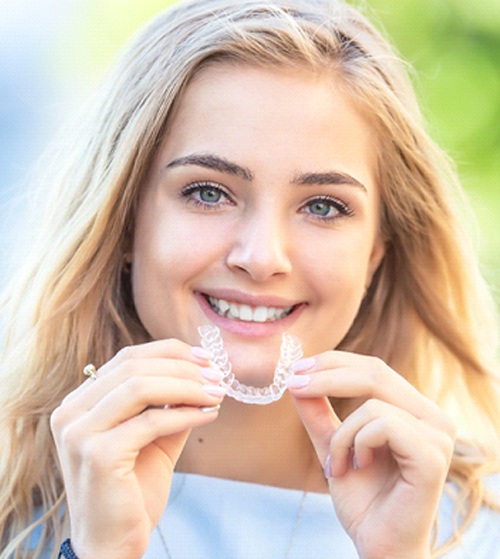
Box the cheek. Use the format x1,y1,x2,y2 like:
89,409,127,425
134,205,210,269
298,234,376,338
130,226,214,339
132,238,198,300
299,231,374,290
313,260,367,322
131,211,229,305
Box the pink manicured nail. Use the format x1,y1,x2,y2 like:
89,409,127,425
324,455,332,479
203,384,228,398
200,367,225,382
191,346,213,361
291,357,316,373
286,375,311,389
200,404,221,414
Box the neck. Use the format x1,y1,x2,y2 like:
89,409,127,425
176,393,328,493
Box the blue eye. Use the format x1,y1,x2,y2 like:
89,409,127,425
181,182,233,209
303,196,353,221
308,200,335,217
198,186,223,203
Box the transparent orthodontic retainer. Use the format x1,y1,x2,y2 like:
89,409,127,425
198,325,303,405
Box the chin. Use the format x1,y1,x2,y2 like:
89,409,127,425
227,353,279,388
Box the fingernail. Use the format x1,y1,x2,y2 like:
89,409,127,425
324,455,332,479
291,357,316,373
200,367,225,382
286,375,311,389
203,384,227,398
200,404,221,413
191,346,213,361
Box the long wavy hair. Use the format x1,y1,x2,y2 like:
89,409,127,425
1,1,498,557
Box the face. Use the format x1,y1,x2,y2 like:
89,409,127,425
132,64,384,386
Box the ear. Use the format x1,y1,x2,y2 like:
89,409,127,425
365,236,385,290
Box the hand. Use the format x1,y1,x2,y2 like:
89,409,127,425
51,339,226,559
287,351,456,559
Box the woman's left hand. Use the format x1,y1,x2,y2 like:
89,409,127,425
287,351,456,559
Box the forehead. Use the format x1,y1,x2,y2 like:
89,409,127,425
159,62,378,190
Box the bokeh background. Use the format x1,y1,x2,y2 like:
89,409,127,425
1,0,499,302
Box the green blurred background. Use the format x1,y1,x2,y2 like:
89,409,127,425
2,0,498,301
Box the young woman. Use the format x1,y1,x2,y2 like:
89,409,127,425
1,1,499,558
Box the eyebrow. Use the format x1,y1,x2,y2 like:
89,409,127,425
166,153,254,181
166,152,366,192
291,171,367,192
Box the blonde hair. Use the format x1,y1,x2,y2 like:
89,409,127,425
1,0,498,557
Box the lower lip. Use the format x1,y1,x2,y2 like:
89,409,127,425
195,293,305,338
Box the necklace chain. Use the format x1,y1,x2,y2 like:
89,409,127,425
284,489,308,558
156,521,173,559
156,488,308,559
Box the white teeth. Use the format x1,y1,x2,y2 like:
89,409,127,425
267,308,278,320
239,305,253,321
253,306,268,323
207,296,293,323
228,303,239,319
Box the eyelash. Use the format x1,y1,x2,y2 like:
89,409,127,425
180,182,354,221
181,182,234,210
300,196,354,222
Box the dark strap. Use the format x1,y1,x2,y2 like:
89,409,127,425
58,539,79,559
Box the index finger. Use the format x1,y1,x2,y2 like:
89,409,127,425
64,338,213,403
289,350,453,434
101,338,213,375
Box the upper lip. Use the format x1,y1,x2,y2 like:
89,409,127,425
198,289,302,309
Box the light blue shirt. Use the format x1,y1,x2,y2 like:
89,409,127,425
28,473,500,558
142,473,500,558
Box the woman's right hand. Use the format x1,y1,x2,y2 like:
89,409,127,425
50,339,226,559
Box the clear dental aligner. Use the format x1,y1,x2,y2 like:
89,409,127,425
198,325,303,405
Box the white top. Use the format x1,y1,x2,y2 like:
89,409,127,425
142,472,500,559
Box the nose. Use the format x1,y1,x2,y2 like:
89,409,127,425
226,210,292,281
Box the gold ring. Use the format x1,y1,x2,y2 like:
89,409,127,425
83,364,98,381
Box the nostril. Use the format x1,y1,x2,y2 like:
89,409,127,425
226,234,292,280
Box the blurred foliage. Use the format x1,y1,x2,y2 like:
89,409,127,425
50,0,177,89
363,0,500,299
52,0,499,297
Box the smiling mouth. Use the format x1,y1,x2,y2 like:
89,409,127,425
205,295,296,323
